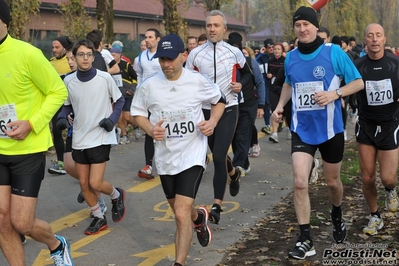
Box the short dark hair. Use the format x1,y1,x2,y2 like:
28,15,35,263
349,36,356,42
341,36,349,45
187,36,197,42
66,43,74,53
72,39,96,56
197,33,207,42
146,28,161,39
318,27,330,37
86,30,102,49
331,35,341,47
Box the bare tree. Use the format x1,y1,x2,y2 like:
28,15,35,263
6,0,40,40
96,0,114,44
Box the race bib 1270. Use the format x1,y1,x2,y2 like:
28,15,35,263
366,79,394,106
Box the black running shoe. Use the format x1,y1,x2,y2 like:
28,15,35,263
209,205,222,224
111,187,126,223
84,216,108,235
288,237,316,259
77,191,85,204
194,206,212,247
229,166,242,197
332,215,347,243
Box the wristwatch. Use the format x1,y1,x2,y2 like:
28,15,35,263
336,89,342,99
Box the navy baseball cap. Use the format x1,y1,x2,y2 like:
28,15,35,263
154,34,185,59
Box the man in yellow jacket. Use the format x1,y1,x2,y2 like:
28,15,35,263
0,1,74,265
48,35,73,175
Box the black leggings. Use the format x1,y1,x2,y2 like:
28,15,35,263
203,106,238,201
144,134,154,166
250,125,258,146
51,108,64,162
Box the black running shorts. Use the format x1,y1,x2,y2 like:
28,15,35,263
160,166,203,199
0,152,45,197
291,132,344,164
72,145,110,164
355,120,399,150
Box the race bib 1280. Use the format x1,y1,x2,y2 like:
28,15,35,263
295,81,324,111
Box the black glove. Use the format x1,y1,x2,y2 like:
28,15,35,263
56,117,69,130
99,118,114,132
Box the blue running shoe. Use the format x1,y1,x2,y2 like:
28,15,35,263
50,235,74,266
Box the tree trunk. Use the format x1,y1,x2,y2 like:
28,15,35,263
162,0,180,34
96,0,114,44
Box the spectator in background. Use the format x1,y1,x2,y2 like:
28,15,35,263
317,27,330,43
228,33,265,177
86,29,120,75
331,35,341,46
186,36,198,53
341,36,359,60
384,43,393,53
184,36,198,67
282,41,290,56
253,46,260,56
48,35,73,175
349,36,363,54
197,33,207,45
112,40,132,63
110,46,138,145
133,39,147,72
243,46,263,157
266,43,285,143
256,38,274,135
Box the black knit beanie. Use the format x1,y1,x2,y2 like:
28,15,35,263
293,6,319,28
54,36,73,49
227,32,243,51
0,0,10,27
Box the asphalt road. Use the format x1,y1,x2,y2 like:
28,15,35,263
1,119,299,266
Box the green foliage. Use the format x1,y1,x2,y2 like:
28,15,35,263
7,0,40,40
59,0,91,41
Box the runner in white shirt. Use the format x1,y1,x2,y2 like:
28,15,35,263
136,28,162,179
58,39,127,236
133,39,147,72
131,34,226,266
